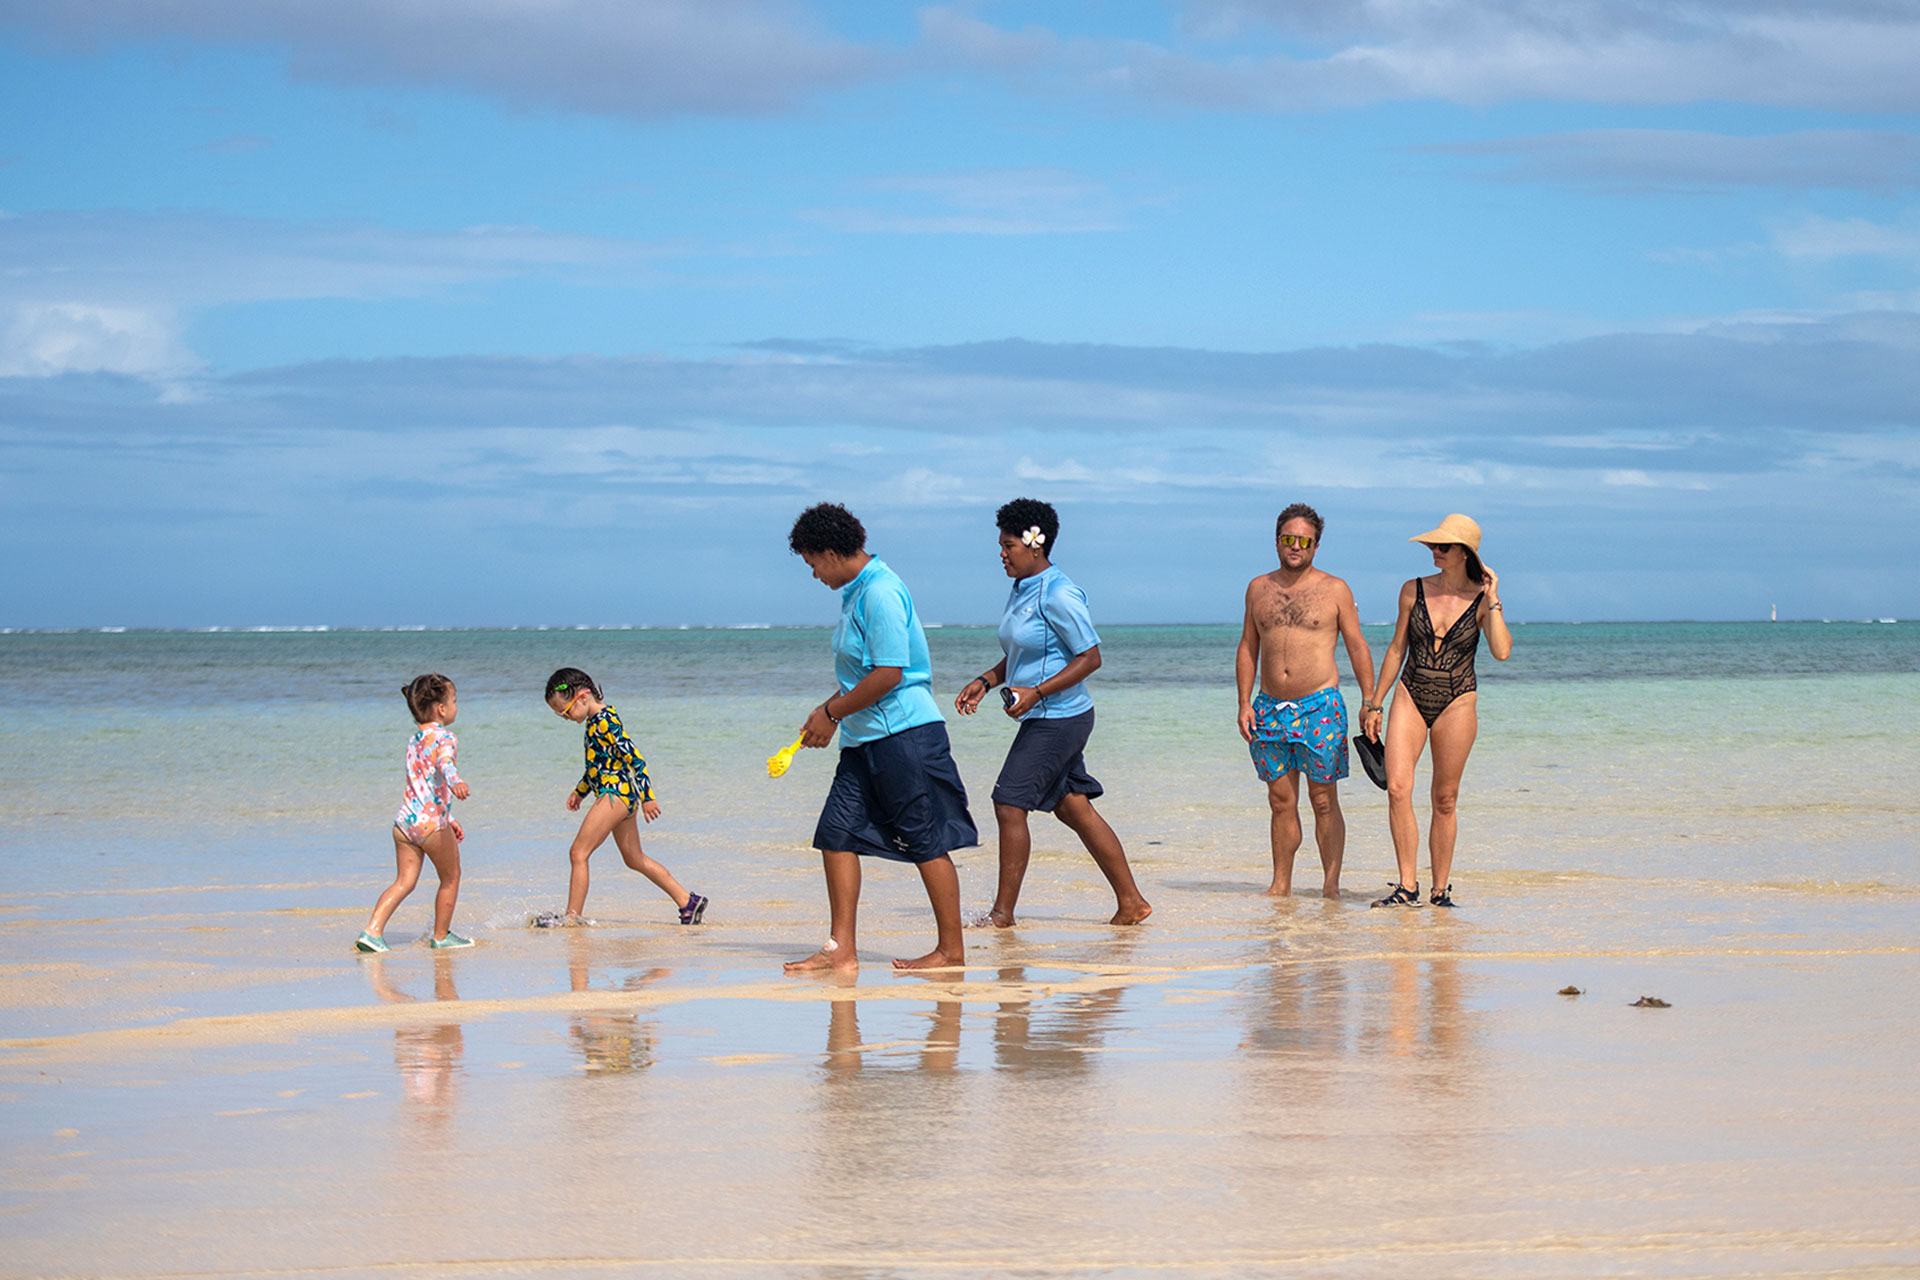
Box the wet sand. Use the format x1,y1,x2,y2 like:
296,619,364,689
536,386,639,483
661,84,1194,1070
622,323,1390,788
4,866,1918,1279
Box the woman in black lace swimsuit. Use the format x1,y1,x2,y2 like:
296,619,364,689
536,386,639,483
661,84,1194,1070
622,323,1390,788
1361,514,1512,908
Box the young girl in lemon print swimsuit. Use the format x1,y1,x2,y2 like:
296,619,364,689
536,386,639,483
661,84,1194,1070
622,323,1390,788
542,667,706,927
356,673,475,952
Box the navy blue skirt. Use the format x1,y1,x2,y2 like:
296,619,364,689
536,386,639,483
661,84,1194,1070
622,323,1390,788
990,709,1104,813
814,720,979,864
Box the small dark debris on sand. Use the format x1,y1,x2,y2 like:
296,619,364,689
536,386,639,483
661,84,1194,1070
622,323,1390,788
1630,996,1671,1008
1558,986,1584,996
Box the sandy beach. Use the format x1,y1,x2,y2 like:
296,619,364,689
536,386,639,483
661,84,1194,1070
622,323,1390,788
3,625,1918,1277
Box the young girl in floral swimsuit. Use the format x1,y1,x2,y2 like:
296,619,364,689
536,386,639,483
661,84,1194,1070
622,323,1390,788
356,673,475,952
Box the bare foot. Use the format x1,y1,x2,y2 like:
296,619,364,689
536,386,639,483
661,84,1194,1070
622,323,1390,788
1110,899,1153,925
1321,883,1341,900
784,943,857,974
1261,883,1291,897
892,948,965,971
967,909,1014,928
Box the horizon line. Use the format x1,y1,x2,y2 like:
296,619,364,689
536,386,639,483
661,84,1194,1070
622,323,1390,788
0,619,1906,635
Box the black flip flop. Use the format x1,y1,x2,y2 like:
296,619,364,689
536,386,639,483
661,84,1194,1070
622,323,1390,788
1352,734,1387,790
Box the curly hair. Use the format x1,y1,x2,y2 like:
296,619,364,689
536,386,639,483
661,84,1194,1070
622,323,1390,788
401,673,454,723
1275,502,1324,540
995,497,1059,556
788,503,867,558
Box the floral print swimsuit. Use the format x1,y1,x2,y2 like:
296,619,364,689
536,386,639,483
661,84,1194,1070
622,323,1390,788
574,705,655,814
394,722,463,844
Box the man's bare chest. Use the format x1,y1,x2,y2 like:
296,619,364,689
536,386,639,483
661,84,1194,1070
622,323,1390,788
1256,584,1333,634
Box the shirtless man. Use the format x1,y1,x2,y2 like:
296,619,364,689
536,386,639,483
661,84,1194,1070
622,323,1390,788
1235,504,1378,897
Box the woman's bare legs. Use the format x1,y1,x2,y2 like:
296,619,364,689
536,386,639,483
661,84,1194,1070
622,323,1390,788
895,854,965,970
1383,692,1431,892
786,848,862,972
609,809,690,908
984,802,1032,926
1053,793,1153,924
1424,695,1479,894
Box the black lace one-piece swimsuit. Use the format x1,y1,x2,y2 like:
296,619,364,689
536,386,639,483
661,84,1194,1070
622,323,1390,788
1402,578,1485,727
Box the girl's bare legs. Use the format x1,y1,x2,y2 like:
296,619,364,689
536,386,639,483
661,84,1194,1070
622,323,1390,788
609,808,690,908
1383,692,1431,892
1423,695,1479,894
984,801,1032,926
366,829,426,937
367,827,462,940
895,854,965,970
786,848,862,972
1053,793,1153,924
419,828,463,941
565,796,628,919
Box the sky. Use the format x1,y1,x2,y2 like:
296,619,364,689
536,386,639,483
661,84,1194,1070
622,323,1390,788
2,0,1917,627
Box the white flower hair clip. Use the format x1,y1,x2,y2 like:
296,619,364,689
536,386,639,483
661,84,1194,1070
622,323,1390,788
1021,526,1047,549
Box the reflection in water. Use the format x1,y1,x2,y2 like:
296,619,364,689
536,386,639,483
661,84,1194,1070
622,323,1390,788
1375,916,1470,1075
565,931,668,1075
990,965,1131,1076
801,962,1140,1257
822,984,964,1079
1237,907,1481,1158
362,953,464,1144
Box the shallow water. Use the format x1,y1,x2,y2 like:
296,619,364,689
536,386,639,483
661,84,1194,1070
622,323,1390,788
2,625,1917,1277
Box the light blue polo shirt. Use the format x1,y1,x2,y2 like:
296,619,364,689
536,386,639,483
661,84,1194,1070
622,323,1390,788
998,566,1101,719
832,558,943,746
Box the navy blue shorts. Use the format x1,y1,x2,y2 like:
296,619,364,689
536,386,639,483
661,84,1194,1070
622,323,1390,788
991,709,1104,813
814,721,979,864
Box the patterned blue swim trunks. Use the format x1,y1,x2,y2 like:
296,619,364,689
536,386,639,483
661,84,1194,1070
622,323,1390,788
1249,687,1350,784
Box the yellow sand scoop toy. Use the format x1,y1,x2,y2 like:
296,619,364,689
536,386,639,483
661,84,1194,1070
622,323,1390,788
766,734,806,778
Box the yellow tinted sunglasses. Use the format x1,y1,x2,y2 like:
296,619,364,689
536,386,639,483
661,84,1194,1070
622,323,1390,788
1278,534,1317,549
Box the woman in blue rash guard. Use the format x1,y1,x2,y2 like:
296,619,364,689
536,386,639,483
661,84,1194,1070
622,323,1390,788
783,502,978,974
954,497,1152,928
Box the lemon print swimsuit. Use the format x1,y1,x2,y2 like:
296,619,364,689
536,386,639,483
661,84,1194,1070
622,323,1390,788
574,705,655,813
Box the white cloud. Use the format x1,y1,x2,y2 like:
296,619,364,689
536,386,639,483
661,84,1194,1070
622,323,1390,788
1421,130,1920,193
922,1,1920,111
0,210,683,376
0,210,675,310
0,303,196,377
0,0,875,118
1771,212,1920,264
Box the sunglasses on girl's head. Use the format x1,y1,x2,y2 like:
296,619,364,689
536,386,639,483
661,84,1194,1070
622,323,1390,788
1278,534,1317,549
552,688,584,716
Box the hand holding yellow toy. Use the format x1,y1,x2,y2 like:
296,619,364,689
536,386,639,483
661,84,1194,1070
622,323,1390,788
766,734,806,778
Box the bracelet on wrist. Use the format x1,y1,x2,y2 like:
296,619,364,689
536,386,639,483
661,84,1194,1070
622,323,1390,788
975,674,993,690
822,699,842,724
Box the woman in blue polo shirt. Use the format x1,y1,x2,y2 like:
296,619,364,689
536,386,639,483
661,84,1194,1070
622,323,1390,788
783,502,978,974
955,498,1152,928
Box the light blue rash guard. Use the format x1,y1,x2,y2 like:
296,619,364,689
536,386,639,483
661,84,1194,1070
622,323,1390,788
998,566,1101,720
832,558,943,746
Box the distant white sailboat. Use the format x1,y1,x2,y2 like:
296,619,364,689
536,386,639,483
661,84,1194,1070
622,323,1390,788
1770,603,1777,622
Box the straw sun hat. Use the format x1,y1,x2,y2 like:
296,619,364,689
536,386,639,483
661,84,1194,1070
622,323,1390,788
1410,513,1482,552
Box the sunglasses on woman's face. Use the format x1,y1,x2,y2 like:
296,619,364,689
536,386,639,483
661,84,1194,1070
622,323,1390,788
1278,534,1316,550
1428,542,1459,554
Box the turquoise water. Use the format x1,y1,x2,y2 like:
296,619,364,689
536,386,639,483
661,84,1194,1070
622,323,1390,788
2,622,1915,897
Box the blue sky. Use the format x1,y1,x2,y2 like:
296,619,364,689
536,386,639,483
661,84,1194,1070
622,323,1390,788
2,0,1916,626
